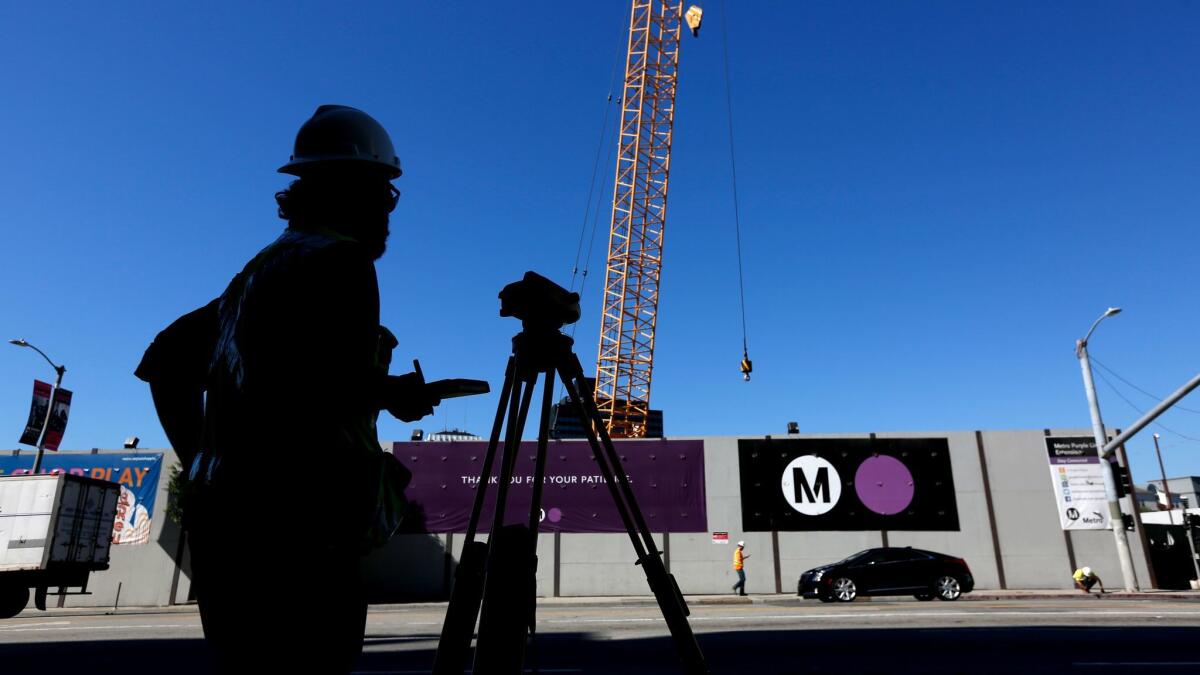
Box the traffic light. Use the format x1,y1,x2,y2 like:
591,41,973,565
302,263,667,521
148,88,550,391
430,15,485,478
1112,465,1133,498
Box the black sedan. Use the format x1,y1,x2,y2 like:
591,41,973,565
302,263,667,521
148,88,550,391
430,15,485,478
797,547,974,602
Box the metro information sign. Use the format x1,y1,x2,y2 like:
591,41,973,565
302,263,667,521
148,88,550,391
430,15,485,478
1045,436,1110,530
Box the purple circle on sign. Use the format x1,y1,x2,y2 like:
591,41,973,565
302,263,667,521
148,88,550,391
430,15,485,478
547,507,563,523
854,455,914,515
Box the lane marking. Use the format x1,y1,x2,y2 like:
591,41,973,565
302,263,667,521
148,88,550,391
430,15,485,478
0,621,71,628
538,610,1200,625
0,623,200,634
1074,663,1200,667
352,671,582,674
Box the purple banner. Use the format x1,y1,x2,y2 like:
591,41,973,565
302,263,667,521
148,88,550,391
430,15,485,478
393,439,707,533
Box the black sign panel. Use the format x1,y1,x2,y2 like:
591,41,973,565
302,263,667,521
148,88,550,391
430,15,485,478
738,438,959,531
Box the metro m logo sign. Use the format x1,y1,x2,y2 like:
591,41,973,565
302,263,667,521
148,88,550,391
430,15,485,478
781,455,842,516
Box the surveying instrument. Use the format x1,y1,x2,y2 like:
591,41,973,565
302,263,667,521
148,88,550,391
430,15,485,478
432,272,707,674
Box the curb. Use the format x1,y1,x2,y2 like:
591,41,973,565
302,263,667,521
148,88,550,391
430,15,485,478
963,592,1200,602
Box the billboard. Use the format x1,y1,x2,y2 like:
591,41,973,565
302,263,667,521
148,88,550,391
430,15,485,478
738,438,959,531
0,453,164,545
1045,436,1110,530
394,439,707,533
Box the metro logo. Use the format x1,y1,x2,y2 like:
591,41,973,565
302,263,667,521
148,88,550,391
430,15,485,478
781,455,841,515
738,437,959,532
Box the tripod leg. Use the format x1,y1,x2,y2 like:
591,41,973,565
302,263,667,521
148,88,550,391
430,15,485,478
558,366,709,675
527,371,556,535
474,367,538,674
519,370,556,674
433,357,516,675
466,357,516,543
487,371,535,534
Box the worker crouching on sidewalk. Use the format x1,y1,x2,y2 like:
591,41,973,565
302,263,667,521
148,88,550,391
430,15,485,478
1073,566,1107,595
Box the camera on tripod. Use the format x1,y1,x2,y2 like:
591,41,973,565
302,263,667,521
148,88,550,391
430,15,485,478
499,271,581,330
433,270,707,675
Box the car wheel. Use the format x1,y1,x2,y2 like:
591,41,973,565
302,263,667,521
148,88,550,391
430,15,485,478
914,592,935,601
935,575,962,601
831,577,857,602
0,585,30,619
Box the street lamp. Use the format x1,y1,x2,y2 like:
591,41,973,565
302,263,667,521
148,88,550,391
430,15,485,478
8,339,66,474
1075,308,1138,591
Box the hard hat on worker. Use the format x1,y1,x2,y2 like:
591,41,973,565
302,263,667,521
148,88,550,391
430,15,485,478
279,104,402,178
1082,566,1092,576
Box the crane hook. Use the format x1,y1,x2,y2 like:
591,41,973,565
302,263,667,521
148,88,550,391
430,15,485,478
740,351,752,382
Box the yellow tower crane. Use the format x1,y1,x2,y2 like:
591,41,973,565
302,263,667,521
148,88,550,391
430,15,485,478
594,2,704,438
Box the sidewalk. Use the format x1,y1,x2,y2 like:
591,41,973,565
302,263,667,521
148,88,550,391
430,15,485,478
15,588,1198,620
523,588,1200,608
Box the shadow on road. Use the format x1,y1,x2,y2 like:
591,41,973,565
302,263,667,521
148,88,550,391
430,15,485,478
3,626,1200,673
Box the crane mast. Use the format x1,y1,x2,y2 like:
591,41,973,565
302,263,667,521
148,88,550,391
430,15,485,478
594,1,697,438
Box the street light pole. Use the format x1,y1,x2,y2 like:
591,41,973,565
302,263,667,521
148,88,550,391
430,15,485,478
1152,433,1176,524
1075,308,1139,591
8,339,66,474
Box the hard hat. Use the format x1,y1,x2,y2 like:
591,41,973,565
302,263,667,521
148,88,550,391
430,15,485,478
737,541,745,547
279,105,402,178
1082,566,1092,576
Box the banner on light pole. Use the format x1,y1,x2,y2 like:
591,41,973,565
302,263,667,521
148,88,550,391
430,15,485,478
1045,436,1110,530
41,387,73,451
17,380,52,447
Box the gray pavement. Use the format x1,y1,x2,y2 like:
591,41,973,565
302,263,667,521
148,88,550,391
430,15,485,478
2,595,1200,673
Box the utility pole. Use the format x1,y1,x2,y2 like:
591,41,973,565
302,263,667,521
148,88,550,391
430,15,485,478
1152,433,1176,523
1075,307,1139,591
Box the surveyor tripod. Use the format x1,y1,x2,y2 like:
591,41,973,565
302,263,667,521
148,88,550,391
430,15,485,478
432,273,707,675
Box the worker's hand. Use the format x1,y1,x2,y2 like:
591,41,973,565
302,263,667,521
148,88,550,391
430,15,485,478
382,372,436,422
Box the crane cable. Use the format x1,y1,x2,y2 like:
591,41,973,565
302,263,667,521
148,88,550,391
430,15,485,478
559,22,629,410
569,24,628,299
720,0,753,381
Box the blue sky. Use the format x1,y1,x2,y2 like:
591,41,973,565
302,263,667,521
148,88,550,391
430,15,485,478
2,1,1199,484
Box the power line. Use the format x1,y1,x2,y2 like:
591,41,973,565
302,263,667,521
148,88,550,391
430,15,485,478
1090,366,1200,444
1090,354,1200,414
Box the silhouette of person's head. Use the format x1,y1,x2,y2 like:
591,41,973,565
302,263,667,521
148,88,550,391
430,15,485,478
274,105,402,260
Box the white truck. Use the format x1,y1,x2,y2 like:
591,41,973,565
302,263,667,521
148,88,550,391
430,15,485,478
0,473,120,618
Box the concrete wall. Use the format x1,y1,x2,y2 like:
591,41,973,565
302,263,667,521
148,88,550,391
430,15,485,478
9,429,1155,608
365,429,1154,599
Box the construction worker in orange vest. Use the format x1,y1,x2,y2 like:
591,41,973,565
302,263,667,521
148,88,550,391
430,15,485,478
732,540,750,596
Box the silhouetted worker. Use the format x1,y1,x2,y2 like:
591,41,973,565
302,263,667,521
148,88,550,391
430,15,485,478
136,105,433,673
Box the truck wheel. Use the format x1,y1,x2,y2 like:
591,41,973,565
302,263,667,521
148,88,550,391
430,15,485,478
0,585,31,619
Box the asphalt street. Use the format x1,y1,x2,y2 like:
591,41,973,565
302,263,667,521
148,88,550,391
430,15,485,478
1,599,1198,673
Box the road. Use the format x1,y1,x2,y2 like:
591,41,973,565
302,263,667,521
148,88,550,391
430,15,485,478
2,599,1199,673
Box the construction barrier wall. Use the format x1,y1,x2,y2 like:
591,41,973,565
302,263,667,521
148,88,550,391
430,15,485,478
7,429,1153,609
